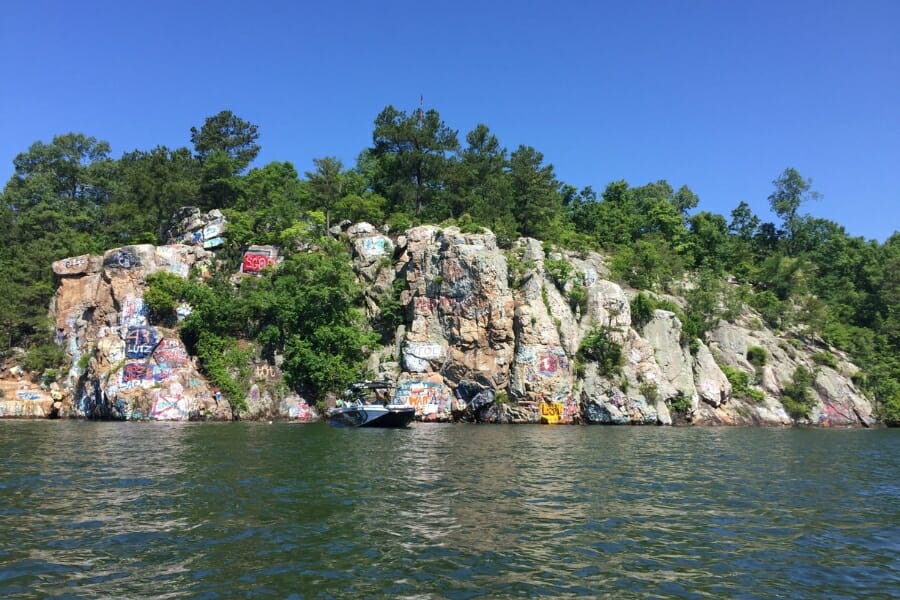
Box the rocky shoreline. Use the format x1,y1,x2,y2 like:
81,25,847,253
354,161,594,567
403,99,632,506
0,212,877,427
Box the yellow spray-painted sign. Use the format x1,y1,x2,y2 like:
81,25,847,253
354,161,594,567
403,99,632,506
539,401,564,424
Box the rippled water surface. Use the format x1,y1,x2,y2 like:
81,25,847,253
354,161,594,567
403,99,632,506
1,422,898,598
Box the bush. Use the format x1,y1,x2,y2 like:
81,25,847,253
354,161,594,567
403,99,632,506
630,293,655,329
639,382,658,403
544,257,572,292
721,364,764,403
750,290,785,328
781,366,815,419
22,343,68,374
747,346,768,368
578,327,624,376
812,352,838,369
144,272,190,326
668,392,692,414
567,283,588,315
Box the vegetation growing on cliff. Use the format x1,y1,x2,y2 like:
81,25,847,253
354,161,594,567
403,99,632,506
1,106,899,423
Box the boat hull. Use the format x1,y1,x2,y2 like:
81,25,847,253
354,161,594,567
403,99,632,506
328,405,415,428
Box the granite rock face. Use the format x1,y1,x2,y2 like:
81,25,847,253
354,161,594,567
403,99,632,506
357,230,876,426
34,217,878,425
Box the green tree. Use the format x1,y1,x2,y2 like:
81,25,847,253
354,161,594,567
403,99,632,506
687,211,729,271
305,157,344,230
12,133,112,201
190,110,260,210
234,161,308,245
112,146,199,242
1,134,113,347
371,104,459,217
508,145,564,240
448,124,516,239
769,167,819,254
190,110,261,173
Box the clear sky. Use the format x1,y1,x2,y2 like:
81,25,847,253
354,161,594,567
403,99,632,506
2,0,898,241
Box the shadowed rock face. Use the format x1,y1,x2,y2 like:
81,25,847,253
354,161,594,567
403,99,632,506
36,218,875,425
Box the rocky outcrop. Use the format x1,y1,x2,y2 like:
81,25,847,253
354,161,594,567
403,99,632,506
34,210,317,422
29,215,878,425
48,242,231,420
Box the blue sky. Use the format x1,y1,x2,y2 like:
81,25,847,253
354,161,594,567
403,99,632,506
2,0,898,241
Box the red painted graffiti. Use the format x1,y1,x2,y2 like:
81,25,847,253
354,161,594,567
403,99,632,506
242,253,277,273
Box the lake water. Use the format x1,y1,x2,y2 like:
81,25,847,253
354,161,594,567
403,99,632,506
1,422,897,599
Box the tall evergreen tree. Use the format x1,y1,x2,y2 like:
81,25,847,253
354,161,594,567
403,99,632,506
371,104,459,218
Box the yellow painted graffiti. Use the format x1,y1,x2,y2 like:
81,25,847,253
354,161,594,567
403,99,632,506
539,401,564,424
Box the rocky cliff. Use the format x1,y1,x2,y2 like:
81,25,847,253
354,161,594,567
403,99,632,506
2,212,878,426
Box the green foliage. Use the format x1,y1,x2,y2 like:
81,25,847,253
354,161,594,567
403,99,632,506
509,145,565,240
578,327,624,377
639,382,658,403
630,293,655,329
22,343,68,374
144,272,190,326
812,352,838,369
543,256,572,291
191,110,260,174
567,282,588,315
305,156,345,230
195,333,251,415
668,392,692,414
749,290,785,329
371,105,459,217
781,366,815,419
746,346,768,368
768,168,819,255
721,365,764,403
611,235,682,291
374,276,406,344
506,250,534,289
681,272,725,344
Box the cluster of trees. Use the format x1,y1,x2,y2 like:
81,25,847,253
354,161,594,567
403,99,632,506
1,107,898,422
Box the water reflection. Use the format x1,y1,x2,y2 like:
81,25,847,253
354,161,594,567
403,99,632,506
1,422,898,599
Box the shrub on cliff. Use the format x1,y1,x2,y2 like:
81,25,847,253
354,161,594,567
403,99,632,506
781,366,814,419
578,327,624,377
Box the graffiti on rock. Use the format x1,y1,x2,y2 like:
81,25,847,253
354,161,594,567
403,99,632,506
155,338,188,367
253,363,277,380
403,342,443,372
242,252,278,273
516,346,537,364
151,383,190,420
394,379,451,420
105,248,141,269
125,326,158,359
203,222,225,240
358,236,389,258
281,400,313,421
540,401,564,424
538,354,559,377
120,295,148,327
123,362,148,382
819,400,854,426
